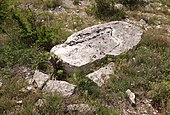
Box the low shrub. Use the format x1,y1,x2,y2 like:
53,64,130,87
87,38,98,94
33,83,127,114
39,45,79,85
86,0,126,20
120,0,145,9
72,72,100,98
147,81,170,111
112,29,170,113
97,106,120,115
73,0,81,5
36,95,64,114
43,0,62,9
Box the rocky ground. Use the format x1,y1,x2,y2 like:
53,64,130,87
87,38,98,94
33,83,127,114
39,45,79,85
0,0,170,114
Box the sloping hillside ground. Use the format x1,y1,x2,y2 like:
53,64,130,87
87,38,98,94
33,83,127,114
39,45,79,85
0,0,170,114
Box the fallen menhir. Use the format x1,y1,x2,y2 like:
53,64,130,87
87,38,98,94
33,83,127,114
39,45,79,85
51,21,143,74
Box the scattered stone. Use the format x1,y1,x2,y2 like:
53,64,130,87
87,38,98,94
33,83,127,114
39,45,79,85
49,6,66,15
125,18,147,28
86,62,114,87
168,9,170,12
14,66,33,80
67,104,94,113
20,85,34,93
28,70,50,89
150,3,162,7
140,110,148,115
35,99,46,107
16,100,23,104
114,3,124,11
51,21,143,73
142,99,159,115
139,19,147,25
62,0,76,9
126,109,137,114
145,4,154,11
42,80,76,97
126,89,136,104
0,80,2,88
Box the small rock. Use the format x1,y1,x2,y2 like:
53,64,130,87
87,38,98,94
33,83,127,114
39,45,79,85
0,80,2,88
16,100,23,104
139,19,147,25
26,86,33,91
42,80,76,97
126,89,136,104
20,85,34,93
140,110,148,115
67,104,94,113
86,62,114,87
28,70,50,89
145,4,154,11
168,9,170,12
58,6,62,9
35,99,46,107
114,3,124,11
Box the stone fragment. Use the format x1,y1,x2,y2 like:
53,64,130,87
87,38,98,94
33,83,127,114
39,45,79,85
0,80,2,88
20,85,34,93
16,100,23,104
29,70,50,88
126,89,136,104
86,62,114,87
67,104,94,113
42,80,76,97
51,21,143,73
114,3,124,11
35,99,46,107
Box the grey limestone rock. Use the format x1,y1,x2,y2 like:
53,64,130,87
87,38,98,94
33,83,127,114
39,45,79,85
51,21,143,73
86,62,114,87
126,89,136,104
28,70,50,89
42,80,76,97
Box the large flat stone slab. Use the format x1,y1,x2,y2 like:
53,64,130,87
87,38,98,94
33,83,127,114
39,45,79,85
42,80,76,97
51,21,143,73
86,62,114,87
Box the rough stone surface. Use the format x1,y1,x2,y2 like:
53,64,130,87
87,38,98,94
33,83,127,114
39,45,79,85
42,80,76,97
86,62,114,87
28,70,50,88
126,89,136,104
51,21,143,73
67,104,94,113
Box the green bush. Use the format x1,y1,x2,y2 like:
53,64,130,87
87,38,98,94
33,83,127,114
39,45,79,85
147,81,170,111
72,72,100,98
86,0,126,20
43,0,62,9
97,106,120,115
36,95,64,114
0,0,71,75
10,8,56,50
120,0,144,9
